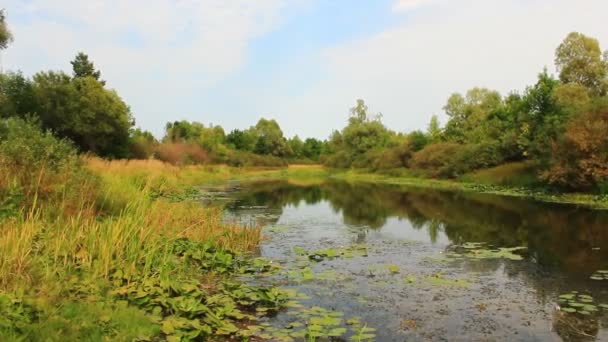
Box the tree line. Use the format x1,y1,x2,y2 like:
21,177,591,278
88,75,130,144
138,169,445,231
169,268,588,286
322,32,608,192
0,9,606,192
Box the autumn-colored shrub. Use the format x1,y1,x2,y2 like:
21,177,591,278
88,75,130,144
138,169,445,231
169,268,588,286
410,143,462,177
154,142,209,165
223,150,288,167
0,118,98,215
542,110,608,191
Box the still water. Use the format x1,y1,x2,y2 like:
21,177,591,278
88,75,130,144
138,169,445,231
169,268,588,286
216,179,608,341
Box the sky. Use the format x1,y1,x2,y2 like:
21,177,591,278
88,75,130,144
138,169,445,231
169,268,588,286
3,0,608,139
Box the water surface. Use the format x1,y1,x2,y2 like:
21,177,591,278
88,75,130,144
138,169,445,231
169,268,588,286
216,179,608,341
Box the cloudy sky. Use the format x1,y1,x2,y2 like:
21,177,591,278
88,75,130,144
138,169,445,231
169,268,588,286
3,0,607,138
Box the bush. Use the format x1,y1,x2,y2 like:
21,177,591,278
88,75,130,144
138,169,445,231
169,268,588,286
322,150,352,169
154,142,209,165
542,110,608,191
411,142,505,178
223,150,287,167
410,143,462,177
0,118,97,213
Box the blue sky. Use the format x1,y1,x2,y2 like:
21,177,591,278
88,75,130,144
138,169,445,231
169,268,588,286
3,0,608,139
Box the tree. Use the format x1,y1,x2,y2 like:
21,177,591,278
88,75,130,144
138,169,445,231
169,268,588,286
555,32,608,96
542,110,608,190
226,129,256,151
252,118,290,157
0,72,36,118
302,138,323,160
427,115,442,142
32,71,133,157
71,52,105,85
129,128,157,159
0,9,13,50
288,135,304,159
442,88,502,143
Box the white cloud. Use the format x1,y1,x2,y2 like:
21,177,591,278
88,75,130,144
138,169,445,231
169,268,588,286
392,0,434,12
270,0,608,138
2,0,305,135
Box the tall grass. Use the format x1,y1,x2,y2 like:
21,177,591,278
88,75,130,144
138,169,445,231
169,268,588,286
0,154,262,291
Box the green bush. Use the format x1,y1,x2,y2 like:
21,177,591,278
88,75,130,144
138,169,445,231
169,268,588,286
0,118,96,212
411,142,505,178
410,143,462,178
223,150,288,167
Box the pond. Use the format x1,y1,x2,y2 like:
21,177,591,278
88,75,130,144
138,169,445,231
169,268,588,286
213,179,608,341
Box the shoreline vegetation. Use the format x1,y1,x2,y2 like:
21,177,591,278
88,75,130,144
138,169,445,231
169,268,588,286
1,8,608,340
0,153,606,340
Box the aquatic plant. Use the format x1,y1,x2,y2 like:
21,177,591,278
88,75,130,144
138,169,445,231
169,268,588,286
558,292,601,315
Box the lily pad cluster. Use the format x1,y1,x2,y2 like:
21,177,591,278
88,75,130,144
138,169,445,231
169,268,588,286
589,270,608,281
293,244,368,261
557,292,608,315
249,306,375,341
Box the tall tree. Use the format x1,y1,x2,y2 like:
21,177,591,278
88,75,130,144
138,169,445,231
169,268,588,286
32,71,133,157
71,52,105,85
427,115,441,142
555,32,608,96
0,9,13,50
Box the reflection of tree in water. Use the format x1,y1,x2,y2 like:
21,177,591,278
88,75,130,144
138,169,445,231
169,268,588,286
553,311,598,342
230,179,608,274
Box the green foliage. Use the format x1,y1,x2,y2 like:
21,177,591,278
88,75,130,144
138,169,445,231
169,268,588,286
31,71,133,158
253,118,291,157
410,143,461,178
555,32,608,96
324,99,393,168
0,118,87,208
0,9,13,50
71,52,105,86
0,72,36,118
129,128,158,159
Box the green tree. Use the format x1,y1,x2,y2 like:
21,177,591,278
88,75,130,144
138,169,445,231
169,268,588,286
555,32,608,96
0,72,36,118
71,52,105,86
32,72,133,157
443,88,502,143
129,128,157,159
302,138,324,160
226,129,256,151
252,118,290,157
288,135,304,159
0,9,13,50
427,115,442,142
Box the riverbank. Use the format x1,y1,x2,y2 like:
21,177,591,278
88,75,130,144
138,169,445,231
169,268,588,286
273,165,608,210
0,158,294,340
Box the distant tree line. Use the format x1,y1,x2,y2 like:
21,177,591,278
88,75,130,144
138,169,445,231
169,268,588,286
0,8,606,192
0,11,325,165
321,32,608,192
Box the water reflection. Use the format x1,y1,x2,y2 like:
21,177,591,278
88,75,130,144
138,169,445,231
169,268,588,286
225,179,608,341
228,179,608,275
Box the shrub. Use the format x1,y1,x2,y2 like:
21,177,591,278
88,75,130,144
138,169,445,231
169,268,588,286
0,118,97,213
223,150,287,167
542,110,608,191
154,142,209,165
322,150,352,169
410,143,462,177
411,142,505,178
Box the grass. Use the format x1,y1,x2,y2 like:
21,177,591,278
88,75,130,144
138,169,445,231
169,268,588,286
1,153,606,340
293,165,608,209
0,157,297,340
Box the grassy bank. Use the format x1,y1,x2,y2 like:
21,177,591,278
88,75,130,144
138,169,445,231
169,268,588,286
0,156,295,341
333,173,608,210
275,164,608,209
